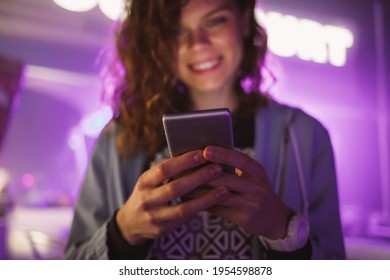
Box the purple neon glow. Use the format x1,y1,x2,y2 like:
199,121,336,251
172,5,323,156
21,173,35,188
0,0,389,259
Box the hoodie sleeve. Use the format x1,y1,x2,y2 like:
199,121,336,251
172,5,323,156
63,121,130,260
306,122,346,259
63,128,112,259
287,109,346,259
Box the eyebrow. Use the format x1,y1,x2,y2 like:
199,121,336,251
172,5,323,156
203,4,235,18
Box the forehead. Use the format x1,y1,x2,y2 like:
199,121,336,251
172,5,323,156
181,0,238,16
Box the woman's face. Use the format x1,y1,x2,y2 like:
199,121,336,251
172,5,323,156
175,0,248,97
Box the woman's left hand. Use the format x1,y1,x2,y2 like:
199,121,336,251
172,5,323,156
203,146,293,240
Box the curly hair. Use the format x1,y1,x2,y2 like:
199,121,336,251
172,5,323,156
107,0,269,157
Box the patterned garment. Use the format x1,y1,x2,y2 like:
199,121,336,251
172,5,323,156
146,147,255,260
147,211,253,259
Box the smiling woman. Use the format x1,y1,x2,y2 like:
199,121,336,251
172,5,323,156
175,0,248,111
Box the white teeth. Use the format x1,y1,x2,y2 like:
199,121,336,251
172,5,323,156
192,58,219,71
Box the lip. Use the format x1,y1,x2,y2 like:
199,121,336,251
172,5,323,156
188,56,223,74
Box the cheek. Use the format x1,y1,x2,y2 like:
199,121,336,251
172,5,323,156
218,28,244,52
220,35,244,66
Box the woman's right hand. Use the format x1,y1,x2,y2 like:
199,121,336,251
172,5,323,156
116,150,230,246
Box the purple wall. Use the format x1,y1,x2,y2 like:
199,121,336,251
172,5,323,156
260,0,390,236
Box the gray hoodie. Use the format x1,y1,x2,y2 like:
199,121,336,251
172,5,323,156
64,101,345,259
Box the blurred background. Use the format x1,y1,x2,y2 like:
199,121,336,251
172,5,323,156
0,0,389,259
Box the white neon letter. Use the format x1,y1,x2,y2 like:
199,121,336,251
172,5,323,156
296,19,327,64
265,12,299,58
324,26,354,67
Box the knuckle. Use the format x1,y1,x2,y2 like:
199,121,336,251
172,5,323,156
197,169,210,185
138,193,149,210
157,162,171,179
241,156,253,171
146,212,158,225
241,213,252,226
185,150,200,165
137,173,147,188
251,195,262,207
164,182,178,199
203,164,221,180
175,205,189,220
202,166,212,180
152,226,164,237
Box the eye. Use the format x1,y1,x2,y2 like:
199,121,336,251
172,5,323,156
206,16,227,27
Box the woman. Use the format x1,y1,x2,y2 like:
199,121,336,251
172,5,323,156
64,0,345,259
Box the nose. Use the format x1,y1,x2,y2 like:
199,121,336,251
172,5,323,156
189,27,210,49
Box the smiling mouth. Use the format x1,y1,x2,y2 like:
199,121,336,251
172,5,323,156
189,57,222,72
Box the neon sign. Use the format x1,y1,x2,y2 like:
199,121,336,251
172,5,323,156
52,1,354,67
256,10,354,67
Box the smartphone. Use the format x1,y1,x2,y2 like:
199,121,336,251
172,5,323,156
162,108,235,172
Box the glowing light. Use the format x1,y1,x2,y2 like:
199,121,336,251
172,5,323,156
99,0,125,20
21,173,35,188
256,10,354,67
81,106,113,137
26,65,97,85
52,0,98,12
68,129,84,150
324,25,354,67
263,12,300,58
296,19,328,64
68,127,89,178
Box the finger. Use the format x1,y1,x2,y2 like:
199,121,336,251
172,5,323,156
149,163,223,204
207,173,257,194
147,217,190,238
182,186,211,201
214,194,258,209
203,146,266,180
207,205,242,222
140,150,207,188
151,186,230,222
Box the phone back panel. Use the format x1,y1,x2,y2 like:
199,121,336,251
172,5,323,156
162,108,234,157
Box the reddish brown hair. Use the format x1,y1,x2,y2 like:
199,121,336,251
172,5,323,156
106,0,269,157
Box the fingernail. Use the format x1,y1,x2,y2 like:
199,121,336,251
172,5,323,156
205,146,217,159
209,164,222,176
216,187,229,199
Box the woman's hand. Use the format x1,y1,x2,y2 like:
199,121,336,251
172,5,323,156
203,146,293,240
116,149,230,246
